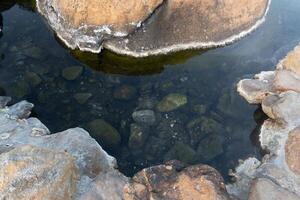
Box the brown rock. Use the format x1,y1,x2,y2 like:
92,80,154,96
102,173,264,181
105,0,270,57
285,128,300,176
249,178,300,200
0,145,77,200
277,44,300,76
274,70,300,93
123,161,230,200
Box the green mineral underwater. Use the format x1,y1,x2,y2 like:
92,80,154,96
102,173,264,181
1,0,300,181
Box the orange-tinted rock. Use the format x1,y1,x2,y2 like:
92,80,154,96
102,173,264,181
277,44,300,76
105,0,270,57
274,70,300,93
123,161,230,200
285,128,300,176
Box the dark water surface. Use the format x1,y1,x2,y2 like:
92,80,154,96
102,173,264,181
1,0,300,179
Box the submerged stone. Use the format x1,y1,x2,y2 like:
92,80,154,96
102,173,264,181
62,66,83,81
156,93,187,112
113,85,137,101
197,135,224,161
74,93,92,104
128,123,149,150
132,109,156,126
87,119,121,148
164,142,197,164
25,71,42,87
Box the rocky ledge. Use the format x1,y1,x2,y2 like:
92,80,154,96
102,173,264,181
228,43,300,199
0,97,231,200
36,0,270,57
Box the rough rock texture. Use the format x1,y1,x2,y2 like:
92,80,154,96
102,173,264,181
37,0,270,56
230,43,300,199
248,178,300,200
0,145,77,200
36,0,163,52
105,0,271,57
0,97,128,199
285,128,300,176
123,161,230,200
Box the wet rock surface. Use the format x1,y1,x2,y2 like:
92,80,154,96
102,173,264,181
123,161,230,200
37,0,270,56
231,43,300,199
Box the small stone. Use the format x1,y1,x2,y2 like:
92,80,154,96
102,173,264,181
74,93,92,104
62,66,83,81
113,85,137,100
164,142,197,164
197,135,224,161
192,104,207,115
8,80,30,99
22,46,47,60
156,93,187,112
249,178,300,200
132,110,156,126
25,71,42,87
87,119,121,148
128,123,149,150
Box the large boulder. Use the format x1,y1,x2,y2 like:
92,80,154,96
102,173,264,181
36,0,163,52
285,128,300,176
37,0,270,56
0,145,77,200
123,161,230,200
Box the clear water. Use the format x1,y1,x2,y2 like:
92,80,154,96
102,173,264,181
1,0,300,180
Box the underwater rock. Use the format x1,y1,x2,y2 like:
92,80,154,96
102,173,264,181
74,93,92,104
25,71,42,87
197,134,224,161
248,178,300,200
37,0,270,56
87,119,121,148
36,0,163,52
8,80,30,99
0,145,77,200
123,161,230,200
132,110,156,126
113,85,137,101
156,93,187,112
62,66,83,81
164,142,197,164
128,123,149,150
22,46,47,60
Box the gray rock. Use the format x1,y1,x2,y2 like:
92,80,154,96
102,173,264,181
156,93,187,112
0,96,11,108
62,66,83,81
86,119,121,148
249,178,300,200
7,100,34,119
0,145,77,200
132,110,156,126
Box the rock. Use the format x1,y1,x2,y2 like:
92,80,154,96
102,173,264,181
277,44,300,76
128,123,149,150
274,70,300,93
156,93,187,112
285,127,300,176
262,91,300,125
113,85,137,101
164,142,197,164
74,93,92,104
37,0,163,52
0,145,77,200
8,80,30,99
79,170,128,200
123,161,230,200
0,96,11,108
197,135,224,161
132,110,156,126
237,71,275,104
105,0,270,57
192,104,207,115
25,71,42,87
87,119,121,148
62,66,83,81
248,178,300,200
38,0,269,56
7,100,34,119
22,46,47,60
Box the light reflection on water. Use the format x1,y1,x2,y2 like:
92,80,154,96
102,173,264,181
0,0,300,179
